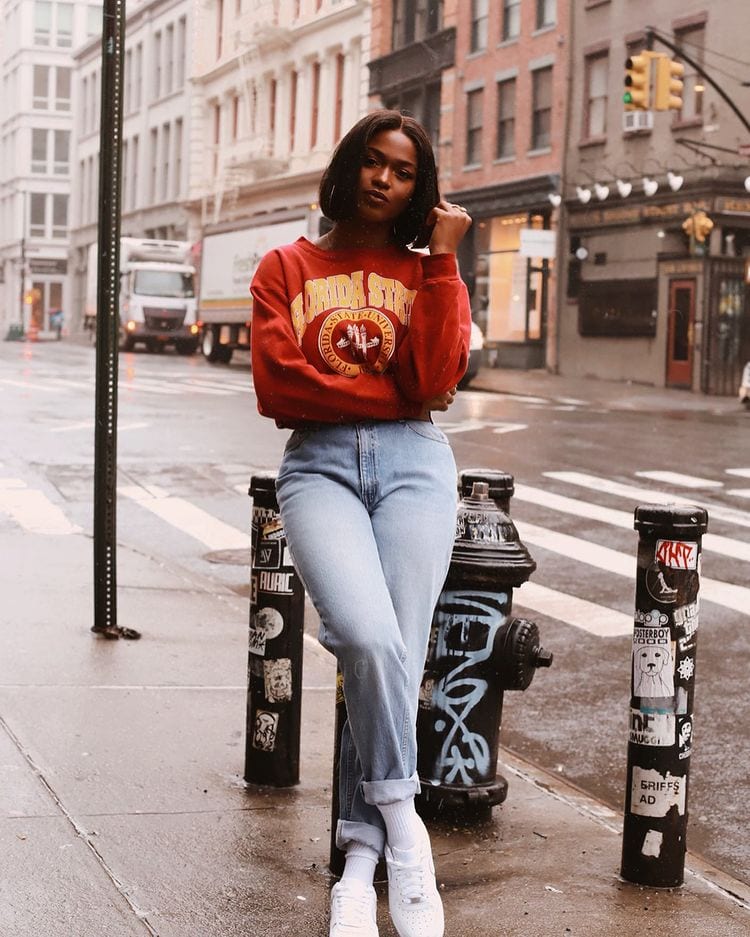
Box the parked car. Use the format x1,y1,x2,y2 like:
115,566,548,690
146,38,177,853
740,361,750,409
459,321,484,389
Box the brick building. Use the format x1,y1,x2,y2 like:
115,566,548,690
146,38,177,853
368,0,569,369
560,0,750,395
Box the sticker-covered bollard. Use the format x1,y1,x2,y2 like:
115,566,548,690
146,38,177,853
621,503,708,887
244,475,305,787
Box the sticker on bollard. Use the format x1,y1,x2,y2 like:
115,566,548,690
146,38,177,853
244,475,305,788
621,503,708,888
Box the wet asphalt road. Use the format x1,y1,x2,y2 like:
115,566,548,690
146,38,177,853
1,337,749,884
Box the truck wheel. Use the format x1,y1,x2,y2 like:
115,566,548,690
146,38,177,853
217,345,233,364
176,340,198,356
202,325,222,362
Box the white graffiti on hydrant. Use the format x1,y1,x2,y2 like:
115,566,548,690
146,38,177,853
430,593,507,785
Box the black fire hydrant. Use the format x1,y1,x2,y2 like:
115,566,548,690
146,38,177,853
416,470,553,819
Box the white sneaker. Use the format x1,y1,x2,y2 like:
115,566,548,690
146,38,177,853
329,879,379,937
385,822,444,937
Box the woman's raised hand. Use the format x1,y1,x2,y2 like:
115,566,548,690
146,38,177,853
427,200,473,255
420,385,457,417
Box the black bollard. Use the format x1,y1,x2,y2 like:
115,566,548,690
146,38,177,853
621,503,708,887
244,475,305,787
329,671,347,877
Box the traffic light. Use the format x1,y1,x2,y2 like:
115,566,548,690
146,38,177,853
624,54,651,110
654,55,685,111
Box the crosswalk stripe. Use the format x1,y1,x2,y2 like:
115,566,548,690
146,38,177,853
635,471,723,489
513,483,750,563
726,469,750,478
728,489,750,500
118,485,250,550
0,480,81,535
544,471,750,531
182,378,254,394
516,520,750,615
0,378,58,393
514,582,632,637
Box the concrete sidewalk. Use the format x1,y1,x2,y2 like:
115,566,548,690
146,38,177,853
1,526,749,937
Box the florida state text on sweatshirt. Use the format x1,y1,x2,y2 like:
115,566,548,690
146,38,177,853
249,237,471,426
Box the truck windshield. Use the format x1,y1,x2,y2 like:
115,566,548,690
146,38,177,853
133,270,195,298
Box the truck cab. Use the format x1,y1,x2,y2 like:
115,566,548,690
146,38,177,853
118,239,199,354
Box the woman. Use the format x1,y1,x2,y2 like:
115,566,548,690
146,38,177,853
250,109,471,937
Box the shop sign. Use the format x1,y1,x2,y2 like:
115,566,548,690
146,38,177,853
29,258,67,275
519,228,556,258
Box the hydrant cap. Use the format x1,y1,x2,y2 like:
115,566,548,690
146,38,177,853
459,469,515,509
634,503,708,537
249,473,278,499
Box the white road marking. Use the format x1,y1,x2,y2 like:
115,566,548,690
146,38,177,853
514,582,632,637
554,397,588,406
0,479,81,535
516,520,750,615
49,420,150,433
0,378,58,393
181,378,254,394
439,418,527,435
726,469,750,478
119,378,182,395
635,471,723,489
118,485,250,550
514,483,750,563
728,489,750,500
545,471,750,530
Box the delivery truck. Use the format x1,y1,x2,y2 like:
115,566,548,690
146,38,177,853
84,238,199,354
197,216,310,363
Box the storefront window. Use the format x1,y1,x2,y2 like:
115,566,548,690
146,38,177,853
473,213,545,343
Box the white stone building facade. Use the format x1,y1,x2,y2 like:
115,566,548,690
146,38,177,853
187,0,371,240
68,0,193,330
0,0,101,337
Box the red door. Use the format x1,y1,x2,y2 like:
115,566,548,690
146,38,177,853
666,279,696,388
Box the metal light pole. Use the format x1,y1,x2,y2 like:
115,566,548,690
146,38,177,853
91,0,139,640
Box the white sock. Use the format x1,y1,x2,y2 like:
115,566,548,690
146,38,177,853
377,797,422,852
342,842,379,886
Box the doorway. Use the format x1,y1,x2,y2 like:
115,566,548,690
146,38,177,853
666,279,695,388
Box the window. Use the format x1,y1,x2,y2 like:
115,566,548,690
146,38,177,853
334,53,344,142
471,0,488,53
55,67,71,111
33,65,49,108
31,129,47,172
165,24,174,94
56,4,73,46
52,194,68,237
134,44,143,108
675,25,705,122
212,102,220,175
54,130,69,173
161,123,170,200
33,1,52,44
269,78,277,147
122,139,128,212
584,54,608,139
131,135,139,208
310,61,320,149
465,87,483,165
150,127,158,202
153,32,162,99
174,119,182,198
231,93,240,141
30,193,46,236
392,0,442,50
496,78,516,159
385,82,441,151
502,0,520,41
289,70,298,147
125,49,132,112
216,0,224,59
536,0,555,29
531,66,552,150
176,19,186,88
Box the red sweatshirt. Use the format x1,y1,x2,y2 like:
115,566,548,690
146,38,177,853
250,237,471,427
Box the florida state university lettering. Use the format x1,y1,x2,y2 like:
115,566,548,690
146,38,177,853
318,308,395,376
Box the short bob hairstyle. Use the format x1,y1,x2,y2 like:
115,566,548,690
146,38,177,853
319,110,439,249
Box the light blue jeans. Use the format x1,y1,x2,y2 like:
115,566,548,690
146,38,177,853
275,420,457,855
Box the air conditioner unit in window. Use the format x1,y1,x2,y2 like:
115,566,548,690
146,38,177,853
623,110,654,133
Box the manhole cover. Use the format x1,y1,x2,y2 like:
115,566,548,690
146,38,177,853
204,549,252,566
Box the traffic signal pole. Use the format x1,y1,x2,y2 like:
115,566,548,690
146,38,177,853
91,0,140,641
645,25,750,135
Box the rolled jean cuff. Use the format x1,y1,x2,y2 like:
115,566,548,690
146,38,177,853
361,772,421,806
336,819,386,857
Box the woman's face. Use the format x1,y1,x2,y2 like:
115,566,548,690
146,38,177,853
356,129,418,226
